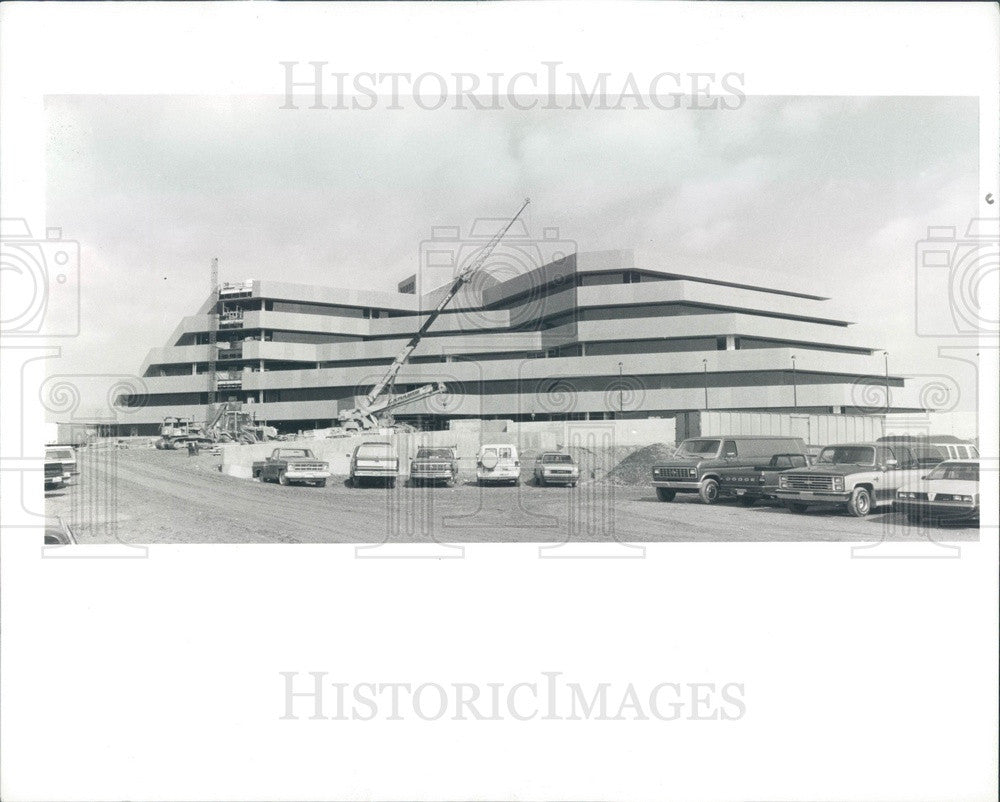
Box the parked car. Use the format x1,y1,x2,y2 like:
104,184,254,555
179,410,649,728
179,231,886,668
44,460,65,490
774,442,923,517
409,446,459,486
45,446,77,481
477,444,520,486
877,435,979,467
895,459,980,524
532,452,579,487
651,436,808,504
717,452,812,506
253,447,330,487
349,441,399,488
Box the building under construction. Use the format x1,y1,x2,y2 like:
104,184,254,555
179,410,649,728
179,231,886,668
116,239,926,435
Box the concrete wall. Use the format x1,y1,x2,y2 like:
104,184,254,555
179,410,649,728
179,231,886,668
675,411,884,445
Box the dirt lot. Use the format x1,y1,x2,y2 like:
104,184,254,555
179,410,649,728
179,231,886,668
45,447,979,545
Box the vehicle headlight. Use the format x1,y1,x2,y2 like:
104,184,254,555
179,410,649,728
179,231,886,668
833,477,845,491
778,475,788,488
688,468,697,477
897,491,913,499
960,495,974,503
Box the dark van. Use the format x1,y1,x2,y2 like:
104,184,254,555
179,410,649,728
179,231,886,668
651,435,808,504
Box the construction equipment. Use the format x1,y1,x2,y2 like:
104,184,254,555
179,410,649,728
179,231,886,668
337,197,531,432
207,401,276,444
155,416,214,450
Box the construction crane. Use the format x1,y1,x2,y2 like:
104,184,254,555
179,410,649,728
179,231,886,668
337,197,531,432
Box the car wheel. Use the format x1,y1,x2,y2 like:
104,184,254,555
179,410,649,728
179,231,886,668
847,487,872,518
906,511,923,524
570,481,577,488
699,478,720,504
477,478,484,487
278,471,289,486
656,488,676,502
738,496,756,507
388,478,396,489
316,479,327,488
513,478,520,487
537,476,546,487
786,502,809,514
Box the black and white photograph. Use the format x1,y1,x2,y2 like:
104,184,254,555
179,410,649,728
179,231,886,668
1,3,997,801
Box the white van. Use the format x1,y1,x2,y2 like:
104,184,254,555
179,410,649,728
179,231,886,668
476,443,520,486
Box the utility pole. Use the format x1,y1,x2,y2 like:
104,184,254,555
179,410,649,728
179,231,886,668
791,354,798,408
702,358,709,411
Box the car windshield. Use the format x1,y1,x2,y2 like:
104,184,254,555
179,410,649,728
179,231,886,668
817,446,876,466
416,448,452,459
926,463,979,481
542,454,573,463
277,449,311,458
676,439,721,457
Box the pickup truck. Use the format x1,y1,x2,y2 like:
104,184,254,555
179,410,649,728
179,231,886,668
774,442,923,517
717,452,811,506
409,446,458,486
252,448,331,487
349,441,399,488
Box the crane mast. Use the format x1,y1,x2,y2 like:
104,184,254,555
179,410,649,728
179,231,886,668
338,197,531,430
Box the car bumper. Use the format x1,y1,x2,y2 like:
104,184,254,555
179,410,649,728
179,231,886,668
411,470,455,480
773,489,849,503
478,470,519,482
285,470,331,481
541,472,578,484
652,480,700,491
720,486,765,498
895,499,979,519
353,468,398,477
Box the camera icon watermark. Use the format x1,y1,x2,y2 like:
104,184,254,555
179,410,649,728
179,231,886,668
0,219,81,337
914,218,998,338
417,215,576,335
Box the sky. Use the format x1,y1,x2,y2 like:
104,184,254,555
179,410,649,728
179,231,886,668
44,94,982,435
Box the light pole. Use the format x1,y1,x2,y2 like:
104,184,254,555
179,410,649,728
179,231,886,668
881,350,890,414
617,361,624,418
702,359,709,411
791,354,798,408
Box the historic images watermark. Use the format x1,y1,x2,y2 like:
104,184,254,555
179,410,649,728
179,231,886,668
279,62,745,111
280,671,746,722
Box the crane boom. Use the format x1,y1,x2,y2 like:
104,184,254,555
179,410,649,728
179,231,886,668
338,198,530,429
361,197,530,407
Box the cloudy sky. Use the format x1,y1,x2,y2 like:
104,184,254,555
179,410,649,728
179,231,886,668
45,94,980,434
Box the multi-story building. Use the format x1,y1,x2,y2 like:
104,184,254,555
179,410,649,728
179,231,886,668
119,249,922,434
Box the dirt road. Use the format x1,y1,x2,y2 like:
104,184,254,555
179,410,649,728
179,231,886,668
45,448,979,545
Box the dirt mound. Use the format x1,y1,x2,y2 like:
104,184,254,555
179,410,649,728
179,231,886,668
604,443,677,485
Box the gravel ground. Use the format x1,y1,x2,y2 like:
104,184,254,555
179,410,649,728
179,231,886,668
45,447,980,545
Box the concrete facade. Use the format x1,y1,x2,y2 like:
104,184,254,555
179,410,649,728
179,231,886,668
120,250,922,434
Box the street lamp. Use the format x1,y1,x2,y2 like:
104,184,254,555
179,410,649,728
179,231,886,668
702,359,709,411
881,350,890,414
617,361,624,418
791,354,798,408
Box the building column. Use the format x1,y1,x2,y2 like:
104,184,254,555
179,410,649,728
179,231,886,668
725,335,736,350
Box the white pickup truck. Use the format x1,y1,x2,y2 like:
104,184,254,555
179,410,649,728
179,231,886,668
774,442,923,517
